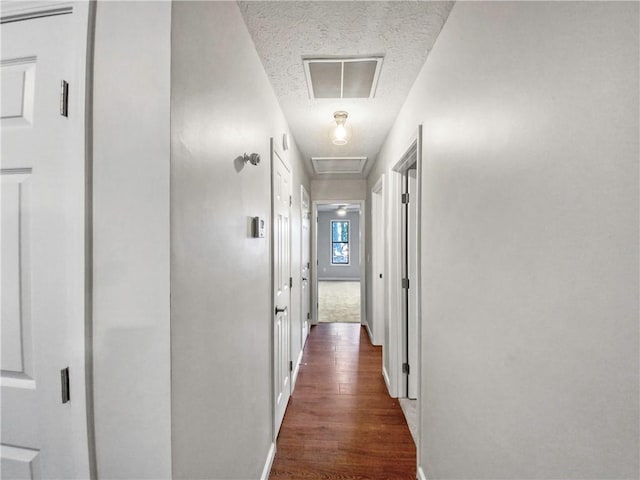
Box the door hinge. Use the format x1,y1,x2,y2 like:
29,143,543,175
307,312,310,320
401,193,409,204
402,363,410,375
289,277,293,288
307,262,310,269
60,80,69,117
402,278,409,289
289,195,292,207
61,367,70,403
289,361,293,372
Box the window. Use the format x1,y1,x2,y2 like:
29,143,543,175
331,220,349,265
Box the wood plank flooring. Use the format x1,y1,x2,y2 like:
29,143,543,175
270,323,416,480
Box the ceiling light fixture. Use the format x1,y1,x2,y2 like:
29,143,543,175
330,111,352,146
336,206,347,216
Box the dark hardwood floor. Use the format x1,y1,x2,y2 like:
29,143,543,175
270,323,416,480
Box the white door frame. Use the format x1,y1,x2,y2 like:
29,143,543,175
311,199,366,327
385,171,404,396
300,185,311,345
370,175,385,346
386,126,423,399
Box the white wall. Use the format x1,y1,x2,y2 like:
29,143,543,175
92,2,172,478
171,2,309,478
317,211,361,280
311,178,367,201
371,1,639,478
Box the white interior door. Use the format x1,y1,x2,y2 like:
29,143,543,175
1,6,90,479
272,143,291,436
300,185,310,344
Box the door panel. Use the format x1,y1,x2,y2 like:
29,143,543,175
1,173,33,377
1,8,89,478
1,445,40,480
272,144,291,435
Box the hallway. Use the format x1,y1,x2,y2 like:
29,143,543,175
2,1,636,478
270,323,416,479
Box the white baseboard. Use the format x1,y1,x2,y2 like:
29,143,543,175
382,365,391,395
364,322,374,344
417,466,428,480
291,349,303,390
260,442,276,480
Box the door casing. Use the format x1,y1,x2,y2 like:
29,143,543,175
387,125,423,401
300,185,311,345
310,199,366,328
370,175,385,346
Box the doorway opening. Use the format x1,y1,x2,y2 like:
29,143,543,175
391,125,423,448
312,201,365,326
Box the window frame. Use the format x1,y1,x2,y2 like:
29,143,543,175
330,219,350,266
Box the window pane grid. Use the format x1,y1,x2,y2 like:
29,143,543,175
331,220,350,264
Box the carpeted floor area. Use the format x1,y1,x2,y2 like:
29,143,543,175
318,281,361,323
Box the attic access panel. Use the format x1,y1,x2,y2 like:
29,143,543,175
311,156,368,175
304,57,383,99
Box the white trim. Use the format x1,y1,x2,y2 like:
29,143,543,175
372,175,384,194
311,199,366,327
393,140,418,173
386,130,422,401
260,442,277,480
370,173,385,346
415,124,424,469
291,348,304,391
364,321,374,344
382,365,391,395
387,170,404,398
300,184,311,346
417,466,428,480
359,202,367,328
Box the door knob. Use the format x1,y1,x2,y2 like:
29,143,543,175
275,306,287,315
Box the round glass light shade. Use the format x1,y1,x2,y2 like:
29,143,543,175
330,111,352,145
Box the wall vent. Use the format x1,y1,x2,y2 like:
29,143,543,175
311,157,367,174
303,57,383,99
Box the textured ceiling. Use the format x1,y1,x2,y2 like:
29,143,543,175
238,1,454,178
